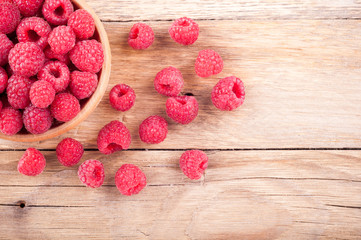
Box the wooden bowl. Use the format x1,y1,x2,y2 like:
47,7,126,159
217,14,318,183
0,0,111,142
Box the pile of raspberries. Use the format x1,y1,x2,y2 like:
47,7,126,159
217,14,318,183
14,9,246,195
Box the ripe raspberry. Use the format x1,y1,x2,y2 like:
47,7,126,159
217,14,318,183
56,138,84,167
29,80,55,108
69,40,104,73
69,71,98,100
7,75,32,109
166,95,199,124
18,148,46,176
212,76,245,111
154,66,183,97
0,34,14,66
48,26,76,55
50,93,80,122
139,115,168,144
13,0,43,17
0,107,23,135
0,67,8,93
97,120,131,155
0,2,20,34
179,150,208,180
38,61,70,92
68,9,95,40
195,49,223,78
23,105,53,134
42,0,74,25
78,159,104,188
128,23,154,50
169,17,199,46
16,17,51,50
44,46,70,65
115,164,146,196
109,84,136,112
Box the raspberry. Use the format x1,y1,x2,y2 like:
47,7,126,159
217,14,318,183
48,26,76,55
179,150,208,180
56,138,84,167
128,23,154,50
97,120,131,155
139,115,168,144
44,46,70,65
42,0,74,25
195,49,223,78
169,17,199,46
7,75,32,109
38,61,70,92
13,0,43,17
69,40,104,73
154,66,183,97
16,17,51,50
68,9,95,40
18,148,46,176
166,95,199,124
0,2,20,34
115,164,146,196
29,80,55,108
69,71,98,100
0,107,23,135
212,76,245,111
0,67,8,93
78,159,104,188
50,93,80,122
109,84,136,112
0,34,14,66
23,105,53,134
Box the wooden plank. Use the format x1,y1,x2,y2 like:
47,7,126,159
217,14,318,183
0,150,360,239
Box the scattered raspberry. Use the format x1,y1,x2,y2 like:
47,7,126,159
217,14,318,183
69,40,104,73
115,164,146,196
50,93,80,122
48,26,76,55
0,67,8,93
0,2,20,34
7,75,32,109
44,46,70,65
166,95,199,124
69,71,98,100
56,138,84,167
38,61,70,92
13,0,43,17
139,115,168,144
23,105,53,134
18,148,46,176
9,42,45,77
179,150,208,180
109,84,136,112
0,107,23,135
0,33,14,66
195,49,223,78
29,80,55,108
78,159,105,188
42,0,74,25
169,17,199,46
17,17,51,50
128,23,154,50
212,76,245,111
68,9,95,40
154,66,184,97
97,120,131,155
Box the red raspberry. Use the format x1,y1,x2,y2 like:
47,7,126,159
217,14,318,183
78,159,104,188
0,2,20,34
18,148,46,176
44,46,70,65
48,26,76,55
68,9,95,40
212,76,245,111
13,0,43,17
38,61,70,92
195,49,223,78
179,150,208,180
139,115,168,144
56,138,84,167
0,67,8,93
23,105,53,134
42,0,74,25
166,95,199,124
50,93,80,122
128,23,154,50
115,164,146,196
154,66,183,97
109,84,136,112
69,40,104,73
0,107,23,135
29,80,55,108
7,75,32,109
169,17,199,46
69,71,98,100
97,120,131,155
0,33,14,66
17,17,51,50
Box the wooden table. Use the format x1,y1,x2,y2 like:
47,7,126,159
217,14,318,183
1,1,361,239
